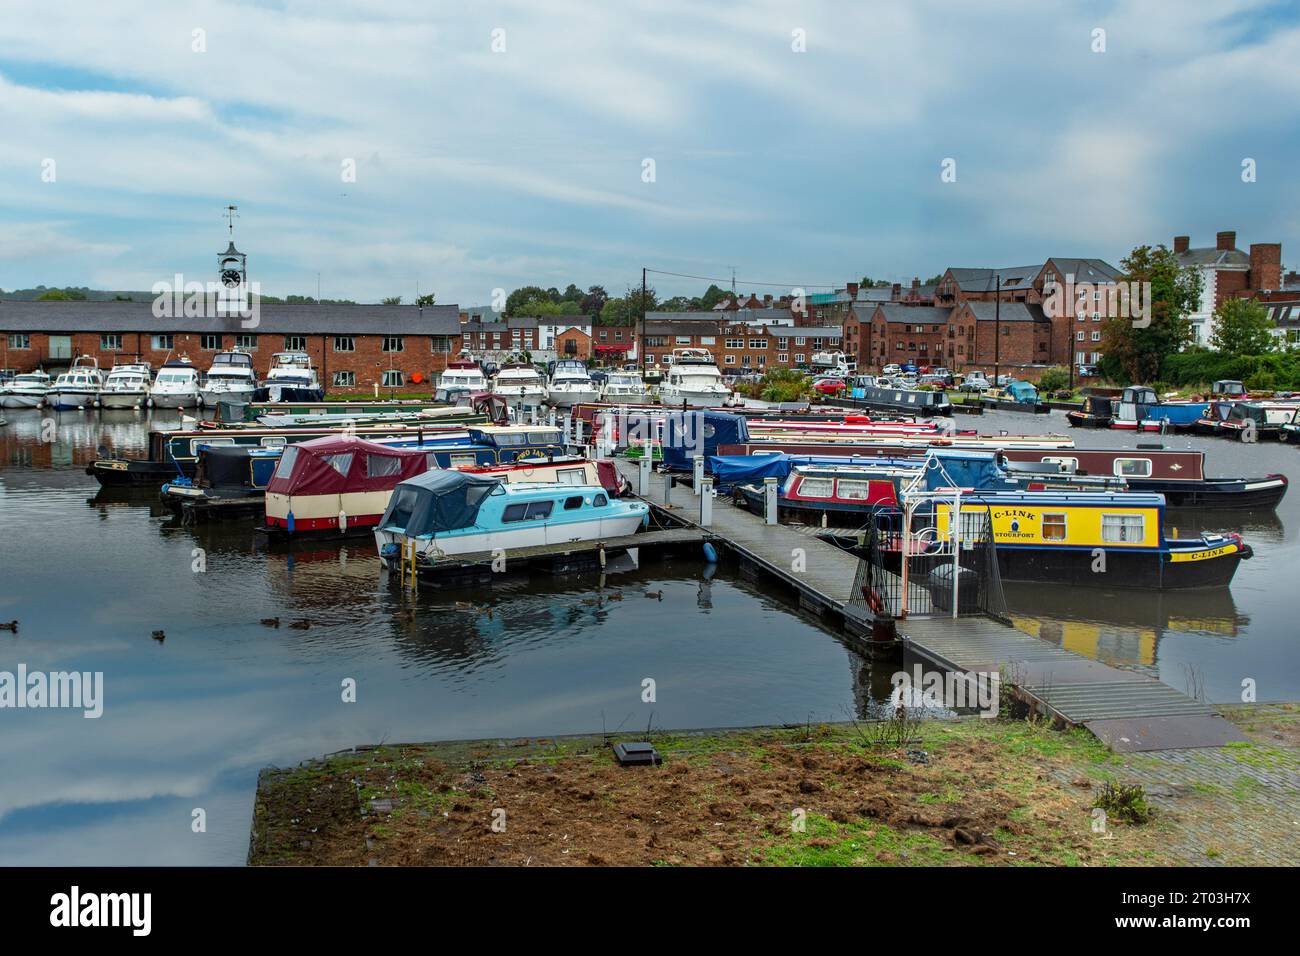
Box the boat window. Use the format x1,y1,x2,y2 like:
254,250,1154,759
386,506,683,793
797,477,835,498
526,501,554,520
836,480,874,500
1042,513,1067,541
274,446,299,479
556,468,587,485
563,495,584,510
593,494,608,507
367,454,402,478
502,503,528,522
1101,513,1145,543
1113,458,1152,478
323,453,354,477
191,438,236,455
447,453,478,467
528,431,560,444
260,437,287,448
1043,457,1078,473
386,486,419,529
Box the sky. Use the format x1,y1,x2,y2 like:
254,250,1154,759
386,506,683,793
1,0,1298,306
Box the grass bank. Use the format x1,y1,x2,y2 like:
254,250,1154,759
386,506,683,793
249,705,1299,866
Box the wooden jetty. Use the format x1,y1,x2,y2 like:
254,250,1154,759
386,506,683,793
613,457,1247,752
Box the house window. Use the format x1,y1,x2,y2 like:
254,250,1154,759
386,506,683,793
200,334,222,351
235,334,257,349
741,355,751,366
795,337,806,346
726,339,745,349
1091,352,1101,363
599,329,608,341
1091,330,1101,342
778,353,789,363
152,334,174,351
1092,312,1101,321
645,354,655,364
749,339,765,349
675,336,691,345
812,338,824,349
334,336,355,352
699,336,715,345
381,370,405,388
1101,513,1145,543
332,371,355,387
1042,513,1067,541
284,335,306,351
8,334,30,349
382,336,404,352
430,336,452,353
757,354,766,366
614,329,623,340
724,355,736,365
100,334,123,351
1076,331,1085,341
1076,351,1087,364
794,354,805,364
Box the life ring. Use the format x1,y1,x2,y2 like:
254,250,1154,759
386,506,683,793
863,587,884,614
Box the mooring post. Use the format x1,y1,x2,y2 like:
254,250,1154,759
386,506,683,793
700,478,713,526
692,454,704,494
663,470,674,508
763,477,778,525
638,455,651,495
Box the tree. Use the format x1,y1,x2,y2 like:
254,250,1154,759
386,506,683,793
580,285,608,317
659,295,694,312
598,284,657,326
858,277,891,288
1098,245,1200,384
415,293,436,307
505,286,548,316
36,289,68,300
922,273,944,286
698,284,729,311
381,296,402,305
1210,297,1274,355
562,284,582,302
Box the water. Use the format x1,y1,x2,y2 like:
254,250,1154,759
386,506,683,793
3,406,1299,864
0,408,878,865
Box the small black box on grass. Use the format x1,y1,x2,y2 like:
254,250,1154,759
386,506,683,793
612,741,662,766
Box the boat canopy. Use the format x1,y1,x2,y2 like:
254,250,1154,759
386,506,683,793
1005,380,1039,403
379,470,501,535
661,411,751,471
196,445,280,489
266,435,431,496
706,449,1011,492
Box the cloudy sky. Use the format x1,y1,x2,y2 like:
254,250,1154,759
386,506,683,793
1,0,1298,305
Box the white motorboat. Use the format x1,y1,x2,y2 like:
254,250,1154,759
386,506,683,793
0,370,52,408
99,364,152,409
149,357,202,408
46,356,104,410
599,369,652,405
491,362,547,413
657,348,734,408
261,351,322,401
435,358,488,403
200,349,257,406
546,360,600,407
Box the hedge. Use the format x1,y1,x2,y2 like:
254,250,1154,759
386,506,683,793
1160,350,1300,391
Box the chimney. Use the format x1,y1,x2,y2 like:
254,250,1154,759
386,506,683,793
891,282,901,299
846,281,859,297
763,294,772,306
458,310,469,325
1286,270,1300,288
1216,230,1236,252
1173,235,1190,254
1249,243,1282,291
911,276,920,290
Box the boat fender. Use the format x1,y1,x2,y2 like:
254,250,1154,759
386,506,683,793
338,509,348,533
641,512,650,529
287,510,295,535
702,542,718,564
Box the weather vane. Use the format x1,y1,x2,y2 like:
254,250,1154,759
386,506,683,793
223,204,239,238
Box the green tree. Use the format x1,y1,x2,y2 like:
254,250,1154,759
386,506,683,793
505,286,548,316
416,293,436,307
1209,297,1273,355
36,289,68,300
698,284,729,311
597,284,657,326
581,285,608,316
1098,245,1201,383
381,296,402,305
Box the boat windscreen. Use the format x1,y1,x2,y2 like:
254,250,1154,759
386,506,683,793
380,471,500,535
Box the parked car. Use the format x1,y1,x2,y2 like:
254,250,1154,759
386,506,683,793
918,374,948,388
1076,364,1099,378
813,376,847,395
930,367,954,385
959,371,990,393
882,364,901,376
900,362,918,373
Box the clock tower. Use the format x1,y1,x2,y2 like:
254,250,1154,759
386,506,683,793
218,241,247,288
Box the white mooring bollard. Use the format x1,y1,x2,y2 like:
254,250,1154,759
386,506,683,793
763,477,779,525
693,455,704,495
638,455,651,496
700,478,714,526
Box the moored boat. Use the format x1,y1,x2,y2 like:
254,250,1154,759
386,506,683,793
0,370,52,409
200,350,257,406
658,349,734,408
1065,394,1113,428
259,351,324,402
492,361,547,414
46,356,104,410
149,357,202,408
100,364,152,409
599,369,652,405
546,360,601,408
848,382,952,417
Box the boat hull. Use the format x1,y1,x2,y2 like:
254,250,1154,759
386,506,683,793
99,390,149,409
200,385,256,406
379,512,646,562
0,392,45,409
1132,475,1288,510
46,389,99,410
547,387,601,407
150,391,201,408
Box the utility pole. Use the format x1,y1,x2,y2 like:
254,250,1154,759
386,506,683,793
640,267,647,373
993,272,1001,388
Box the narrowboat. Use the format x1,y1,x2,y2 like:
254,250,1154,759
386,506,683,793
374,471,648,564
1065,395,1114,428
1210,401,1297,441
1111,385,1206,432
161,446,281,519
848,383,952,417
924,491,1251,589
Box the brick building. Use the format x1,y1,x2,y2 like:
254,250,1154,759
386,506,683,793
459,315,540,361
1172,230,1283,345
555,326,593,360
637,314,841,371
0,299,463,393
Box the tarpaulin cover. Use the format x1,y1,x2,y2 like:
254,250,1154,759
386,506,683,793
1005,380,1039,403
1145,402,1208,426
661,411,751,471
707,449,1015,493
266,434,432,496
379,470,501,535
196,445,280,489
922,451,1015,491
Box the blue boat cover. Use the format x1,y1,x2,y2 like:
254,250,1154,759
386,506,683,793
1006,381,1039,403
1144,402,1207,426
379,470,500,535
706,449,1015,493
661,411,751,471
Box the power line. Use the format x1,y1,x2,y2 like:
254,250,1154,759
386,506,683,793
643,267,842,290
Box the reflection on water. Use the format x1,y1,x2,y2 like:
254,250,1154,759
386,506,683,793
0,409,883,865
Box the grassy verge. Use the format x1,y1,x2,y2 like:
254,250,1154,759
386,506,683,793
249,716,1247,867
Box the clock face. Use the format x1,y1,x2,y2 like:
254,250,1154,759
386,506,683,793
221,268,242,288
